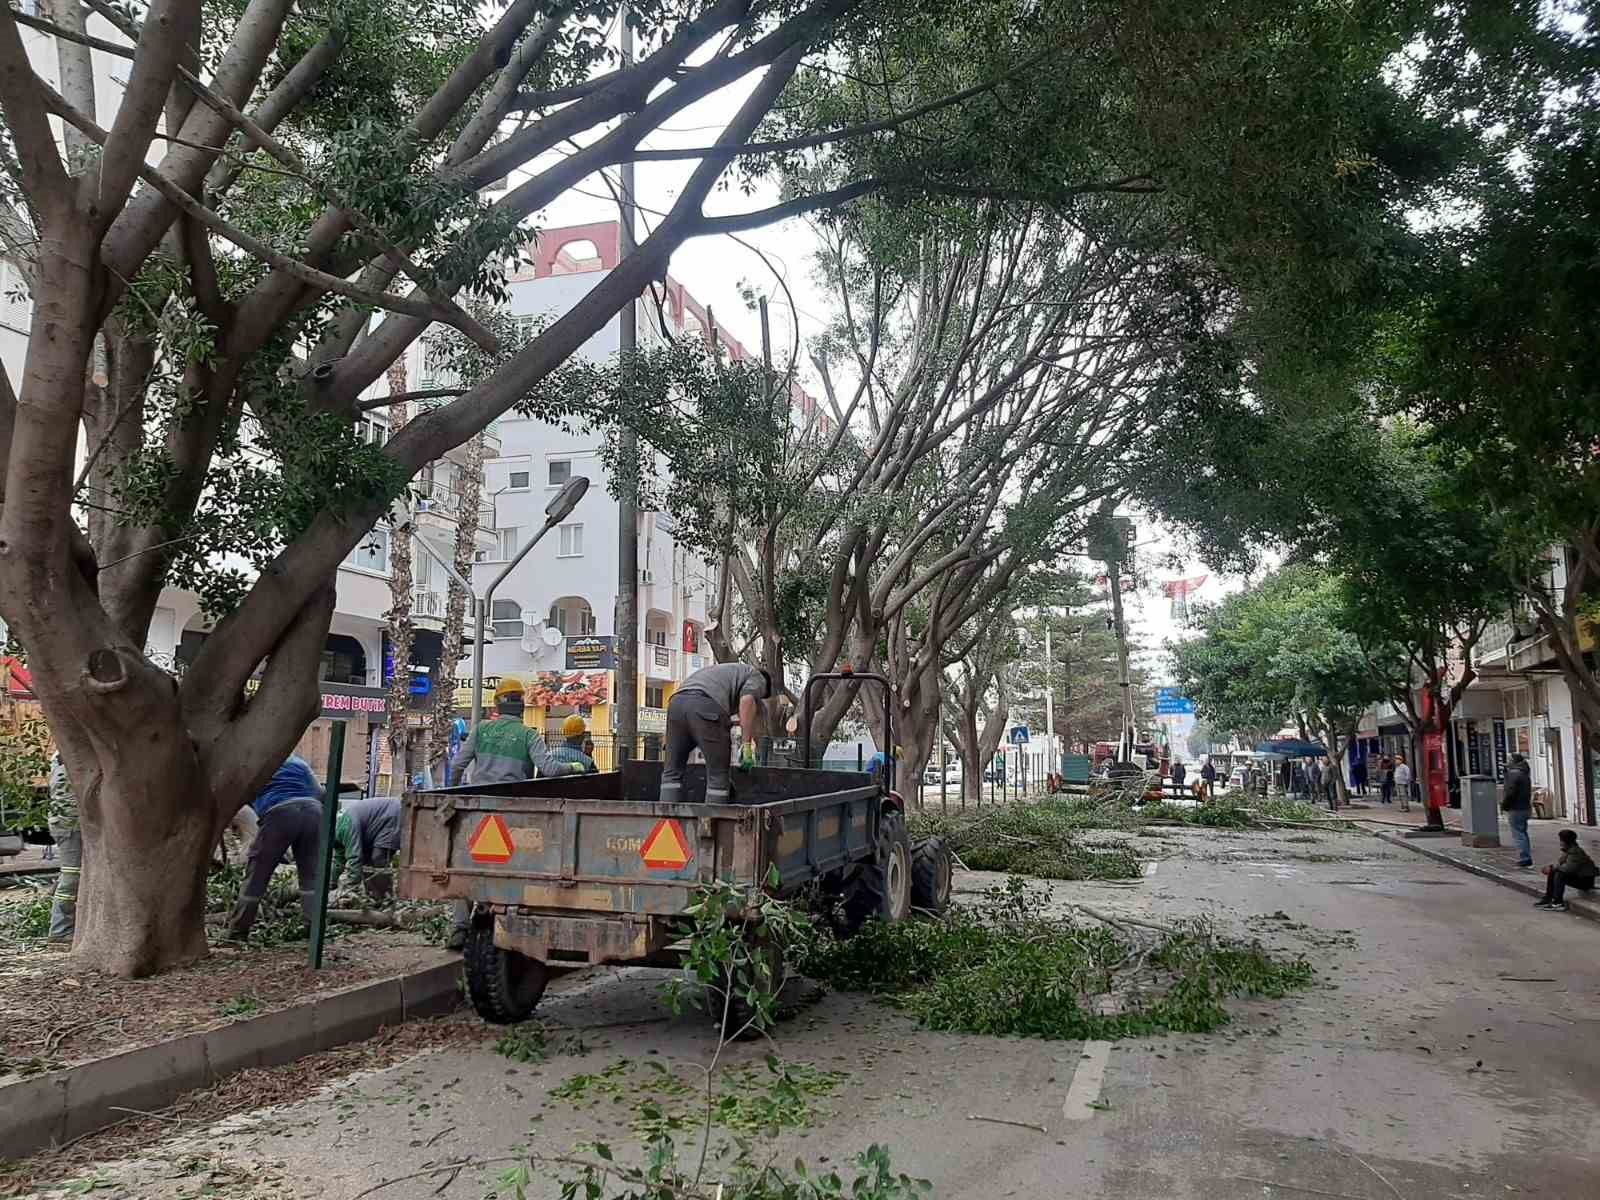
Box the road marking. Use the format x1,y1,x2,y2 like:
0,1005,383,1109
1062,1040,1112,1120
1142,860,1159,877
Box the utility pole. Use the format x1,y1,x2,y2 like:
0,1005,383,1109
1043,622,1055,776
613,11,639,764
1107,567,1134,762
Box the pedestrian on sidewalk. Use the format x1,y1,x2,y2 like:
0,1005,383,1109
227,755,325,940
1502,752,1533,867
1352,755,1368,797
1199,759,1216,800
1393,756,1412,812
1378,754,1393,804
1534,830,1598,911
45,753,81,945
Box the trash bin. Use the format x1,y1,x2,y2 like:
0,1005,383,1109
1460,774,1500,848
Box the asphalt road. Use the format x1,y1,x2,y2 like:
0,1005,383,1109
57,826,1600,1199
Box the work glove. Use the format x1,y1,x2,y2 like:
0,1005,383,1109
738,742,756,770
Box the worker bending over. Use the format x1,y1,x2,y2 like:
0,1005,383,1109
661,662,772,804
333,794,402,903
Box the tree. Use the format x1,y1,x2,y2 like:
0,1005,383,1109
0,0,1457,974
1171,567,1397,802
0,0,1089,975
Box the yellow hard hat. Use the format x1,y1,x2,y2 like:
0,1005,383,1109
494,677,525,704
562,714,588,738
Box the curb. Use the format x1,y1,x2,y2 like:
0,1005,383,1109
0,953,462,1158
1371,831,1600,926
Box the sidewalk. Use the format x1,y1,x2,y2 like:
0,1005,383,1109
1341,802,1600,922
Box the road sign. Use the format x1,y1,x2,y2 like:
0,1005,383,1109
640,818,693,871
1009,725,1030,745
1154,688,1195,716
467,814,515,864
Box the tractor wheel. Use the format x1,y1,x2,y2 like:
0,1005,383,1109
464,921,549,1024
837,809,913,934
911,836,953,914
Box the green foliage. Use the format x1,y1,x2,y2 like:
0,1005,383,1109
1170,566,1392,743
218,992,262,1018
0,711,50,833
0,881,52,946
910,804,1144,881
493,1022,549,1064
795,879,1314,1040
664,870,813,1037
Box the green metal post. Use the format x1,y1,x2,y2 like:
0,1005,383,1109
308,721,347,969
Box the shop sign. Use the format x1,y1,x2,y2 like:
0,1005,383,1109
319,683,388,721
1492,719,1508,781
565,635,616,670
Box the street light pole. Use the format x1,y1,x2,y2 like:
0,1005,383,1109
409,477,590,736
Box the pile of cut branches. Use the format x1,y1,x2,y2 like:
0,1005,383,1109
796,879,1314,1040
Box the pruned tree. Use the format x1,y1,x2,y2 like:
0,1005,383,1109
0,0,1449,974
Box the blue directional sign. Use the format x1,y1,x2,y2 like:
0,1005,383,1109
1154,688,1195,716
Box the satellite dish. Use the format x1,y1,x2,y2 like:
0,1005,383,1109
541,625,562,647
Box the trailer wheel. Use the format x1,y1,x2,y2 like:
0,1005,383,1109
464,922,549,1024
837,809,913,933
911,836,953,913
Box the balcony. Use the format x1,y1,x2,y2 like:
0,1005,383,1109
412,480,495,539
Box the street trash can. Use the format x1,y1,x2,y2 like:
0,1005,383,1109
1460,774,1500,848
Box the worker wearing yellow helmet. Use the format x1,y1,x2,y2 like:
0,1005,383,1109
550,714,598,774
448,677,585,786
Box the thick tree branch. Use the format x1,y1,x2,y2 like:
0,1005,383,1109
0,8,69,199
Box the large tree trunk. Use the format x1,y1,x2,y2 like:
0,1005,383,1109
74,752,221,975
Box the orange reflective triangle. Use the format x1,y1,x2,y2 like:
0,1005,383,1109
639,818,692,870
468,814,515,863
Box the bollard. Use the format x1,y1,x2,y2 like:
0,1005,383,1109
308,721,347,969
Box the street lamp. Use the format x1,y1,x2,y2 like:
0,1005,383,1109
409,474,590,735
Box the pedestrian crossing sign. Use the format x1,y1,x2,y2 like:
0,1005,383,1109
639,819,692,871
467,814,515,864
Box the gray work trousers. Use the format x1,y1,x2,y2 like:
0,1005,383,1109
227,797,322,939
47,819,81,943
661,691,733,803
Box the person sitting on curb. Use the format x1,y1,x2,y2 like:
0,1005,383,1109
1534,830,1598,912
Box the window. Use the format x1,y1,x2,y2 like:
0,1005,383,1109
645,684,667,709
357,416,388,446
558,523,583,557
548,599,597,636
508,470,530,490
495,527,520,560
549,459,571,486
647,628,668,647
491,600,524,640
346,527,389,574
